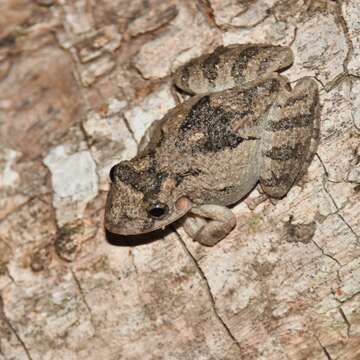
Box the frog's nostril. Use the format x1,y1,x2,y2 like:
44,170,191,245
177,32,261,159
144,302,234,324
109,165,117,182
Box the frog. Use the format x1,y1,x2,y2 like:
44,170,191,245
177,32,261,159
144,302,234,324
105,44,320,246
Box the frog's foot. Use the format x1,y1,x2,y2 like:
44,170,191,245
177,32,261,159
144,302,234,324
260,77,320,199
245,192,268,210
182,204,236,246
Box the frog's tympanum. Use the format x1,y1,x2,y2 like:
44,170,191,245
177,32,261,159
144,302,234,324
105,44,320,246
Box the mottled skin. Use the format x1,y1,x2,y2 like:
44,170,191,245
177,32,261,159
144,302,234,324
105,44,320,246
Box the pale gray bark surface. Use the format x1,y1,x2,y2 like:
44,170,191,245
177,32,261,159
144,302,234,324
0,1,360,359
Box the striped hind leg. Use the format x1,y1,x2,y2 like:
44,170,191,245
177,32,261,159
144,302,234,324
296,96,321,182
259,77,320,198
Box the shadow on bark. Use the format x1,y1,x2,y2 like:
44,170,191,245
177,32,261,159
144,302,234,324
105,227,173,247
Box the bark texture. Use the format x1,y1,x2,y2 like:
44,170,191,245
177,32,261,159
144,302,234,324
1,0,360,359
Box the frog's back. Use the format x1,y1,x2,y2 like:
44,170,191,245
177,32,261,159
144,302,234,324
155,76,283,205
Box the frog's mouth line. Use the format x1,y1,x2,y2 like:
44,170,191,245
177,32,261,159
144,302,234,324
105,221,173,236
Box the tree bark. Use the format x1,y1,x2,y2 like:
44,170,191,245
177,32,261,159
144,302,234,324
0,0,360,359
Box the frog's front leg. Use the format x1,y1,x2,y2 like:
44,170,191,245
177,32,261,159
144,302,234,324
182,204,236,246
260,77,320,198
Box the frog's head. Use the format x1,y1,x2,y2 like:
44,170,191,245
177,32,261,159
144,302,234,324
104,156,192,235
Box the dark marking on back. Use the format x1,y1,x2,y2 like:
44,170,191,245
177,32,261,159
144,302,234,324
176,96,247,153
176,78,281,153
241,86,257,109
264,143,305,161
178,96,211,133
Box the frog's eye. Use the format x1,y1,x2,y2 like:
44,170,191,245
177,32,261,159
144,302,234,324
109,165,117,182
148,203,169,219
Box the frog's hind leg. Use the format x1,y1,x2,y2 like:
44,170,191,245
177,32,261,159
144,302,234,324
296,92,321,181
260,77,320,198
